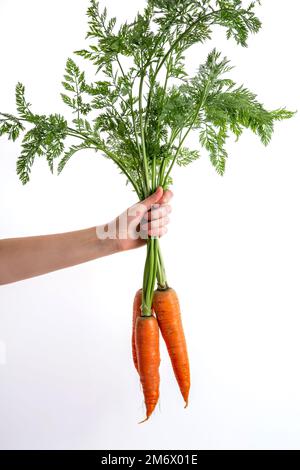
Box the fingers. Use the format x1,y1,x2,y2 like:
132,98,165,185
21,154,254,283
141,215,170,238
144,203,172,221
141,189,173,237
142,188,173,220
141,224,168,238
129,187,173,222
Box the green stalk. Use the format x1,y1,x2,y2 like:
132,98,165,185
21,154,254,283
158,129,179,186
156,240,168,289
138,71,151,195
159,157,168,187
74,77,81,131
147,239,155,306
142,238,157,316
138,65,156,316
152,155,156,191
142,241,151,310
150,238,158,305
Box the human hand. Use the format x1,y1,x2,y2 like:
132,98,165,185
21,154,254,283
96,187,173,252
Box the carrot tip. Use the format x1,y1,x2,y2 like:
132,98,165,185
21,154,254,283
138,416,149,424
184,400,189,409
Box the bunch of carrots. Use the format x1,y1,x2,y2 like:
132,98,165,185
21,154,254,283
0,0,293,422
133,286,190,422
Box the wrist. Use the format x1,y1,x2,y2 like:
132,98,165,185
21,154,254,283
95,224,123,254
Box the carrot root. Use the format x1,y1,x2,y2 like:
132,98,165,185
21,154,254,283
138,416,149,424
135,315,160,421
132,289,142,373
153,287,190,406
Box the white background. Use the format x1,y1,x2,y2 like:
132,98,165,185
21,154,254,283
0,0,299,450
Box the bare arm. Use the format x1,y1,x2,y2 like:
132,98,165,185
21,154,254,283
0,188,172,286
0,227,118,285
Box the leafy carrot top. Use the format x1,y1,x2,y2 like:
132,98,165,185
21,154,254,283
0,0,294,198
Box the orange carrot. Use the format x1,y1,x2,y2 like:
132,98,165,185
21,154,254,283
153,288,190,406
135,315,160,421
132,289,142,372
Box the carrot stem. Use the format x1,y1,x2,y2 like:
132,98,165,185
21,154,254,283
156,241,168,289
144,238,158,313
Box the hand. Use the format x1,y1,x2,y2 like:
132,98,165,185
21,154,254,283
97,187,173,252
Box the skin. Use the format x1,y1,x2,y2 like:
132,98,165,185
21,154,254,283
0,187,173,286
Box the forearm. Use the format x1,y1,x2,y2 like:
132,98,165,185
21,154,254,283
0,226,118,285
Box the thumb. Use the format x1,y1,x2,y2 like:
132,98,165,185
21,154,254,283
128,187,164,222
142,187,164,211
